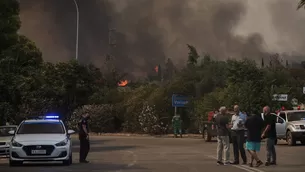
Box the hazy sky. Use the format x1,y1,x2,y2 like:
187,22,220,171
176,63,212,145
19,0,305,74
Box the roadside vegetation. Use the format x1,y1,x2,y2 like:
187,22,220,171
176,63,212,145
1,0,305,134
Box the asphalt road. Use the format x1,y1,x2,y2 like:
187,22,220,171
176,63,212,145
1,136,305,172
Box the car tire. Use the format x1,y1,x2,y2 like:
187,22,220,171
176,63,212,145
300,139,305,145
286,131,296,146
203,129,211,142
63,154,72,166
9,159,23,166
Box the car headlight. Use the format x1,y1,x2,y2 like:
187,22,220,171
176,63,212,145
11,140,23,147
293,125,301,129
55,139,68,147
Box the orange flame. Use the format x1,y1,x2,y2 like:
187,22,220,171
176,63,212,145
154,65,159,73
118,80,128,87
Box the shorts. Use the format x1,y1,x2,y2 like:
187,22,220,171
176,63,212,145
246,141,261,152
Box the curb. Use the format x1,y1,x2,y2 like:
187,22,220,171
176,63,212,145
71,133,204,138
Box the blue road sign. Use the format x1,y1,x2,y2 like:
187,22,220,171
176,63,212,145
172,94,189,107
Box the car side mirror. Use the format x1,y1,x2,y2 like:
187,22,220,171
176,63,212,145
8,130,15,135
67,130,75,135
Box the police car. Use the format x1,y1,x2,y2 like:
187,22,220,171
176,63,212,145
8,116,75,166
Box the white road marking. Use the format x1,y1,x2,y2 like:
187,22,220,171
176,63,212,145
160,151,199,172
240,165,266,172
115,150,137,172
206,155,265,172
126,150,137,167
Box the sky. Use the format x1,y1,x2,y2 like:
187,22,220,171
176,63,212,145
19,0,305,75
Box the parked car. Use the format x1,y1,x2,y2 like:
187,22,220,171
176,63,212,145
0,125,17,157
261,110,305,146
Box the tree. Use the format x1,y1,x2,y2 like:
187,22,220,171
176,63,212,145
187,44,199,66
202,54,211,65
0,0,20,53
163,58,176,80
0,1,45,123
297,0,305,9
1,0,303,133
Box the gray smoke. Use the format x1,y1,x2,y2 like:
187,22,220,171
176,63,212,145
19,0,305,75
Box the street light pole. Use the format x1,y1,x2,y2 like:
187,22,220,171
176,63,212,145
73,0,79,61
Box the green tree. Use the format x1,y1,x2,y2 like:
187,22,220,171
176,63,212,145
0,0,20,53
164,58,175,80
0,1,45,123
297,0,305,9
187,44,199,66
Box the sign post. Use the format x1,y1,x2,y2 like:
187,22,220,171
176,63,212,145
172,94,189,115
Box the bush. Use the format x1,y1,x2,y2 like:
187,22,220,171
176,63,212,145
68,104,116,133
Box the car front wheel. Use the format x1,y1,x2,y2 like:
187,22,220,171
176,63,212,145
9,159,23,166
286,131,296,146
63,154,72,166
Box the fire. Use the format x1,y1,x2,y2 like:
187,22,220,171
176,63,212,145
154,65,159,73
118,80,128,87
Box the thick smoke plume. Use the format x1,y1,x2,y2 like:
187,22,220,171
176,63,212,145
19,0,305,75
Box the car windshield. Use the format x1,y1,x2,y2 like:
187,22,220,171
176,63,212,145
17,122,65,134
287,112,305,122
0,127,16,137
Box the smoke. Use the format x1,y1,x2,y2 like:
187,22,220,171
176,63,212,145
235,0,305,61
19,0,305,75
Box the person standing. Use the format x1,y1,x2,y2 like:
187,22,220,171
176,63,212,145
215,106,231,165
172,114,182,138
231,105,247,164
261,106,277,166
78,112,90,163
245,112,264,167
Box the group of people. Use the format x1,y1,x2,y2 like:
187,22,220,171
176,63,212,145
77,105,278,166
215,105,277,167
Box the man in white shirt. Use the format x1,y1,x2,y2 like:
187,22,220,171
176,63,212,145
231,105,247,164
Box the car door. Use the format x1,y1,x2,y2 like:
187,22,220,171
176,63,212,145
261,113,276,120
276,112,286,138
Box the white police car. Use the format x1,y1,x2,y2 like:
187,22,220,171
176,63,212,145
8,116,75,166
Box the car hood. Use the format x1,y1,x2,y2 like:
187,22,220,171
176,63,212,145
0,136,13,142
14,134,66,143
289,121,305,125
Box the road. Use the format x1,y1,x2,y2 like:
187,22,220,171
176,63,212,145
0,136,305,172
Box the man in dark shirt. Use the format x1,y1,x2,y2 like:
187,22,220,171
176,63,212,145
215,106,230,165
245,113,264,167
78,113,90,163
261,106,277,166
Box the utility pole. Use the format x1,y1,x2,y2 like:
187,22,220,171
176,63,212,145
105,27,117,81
106,27,116,61
72,0,79,61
